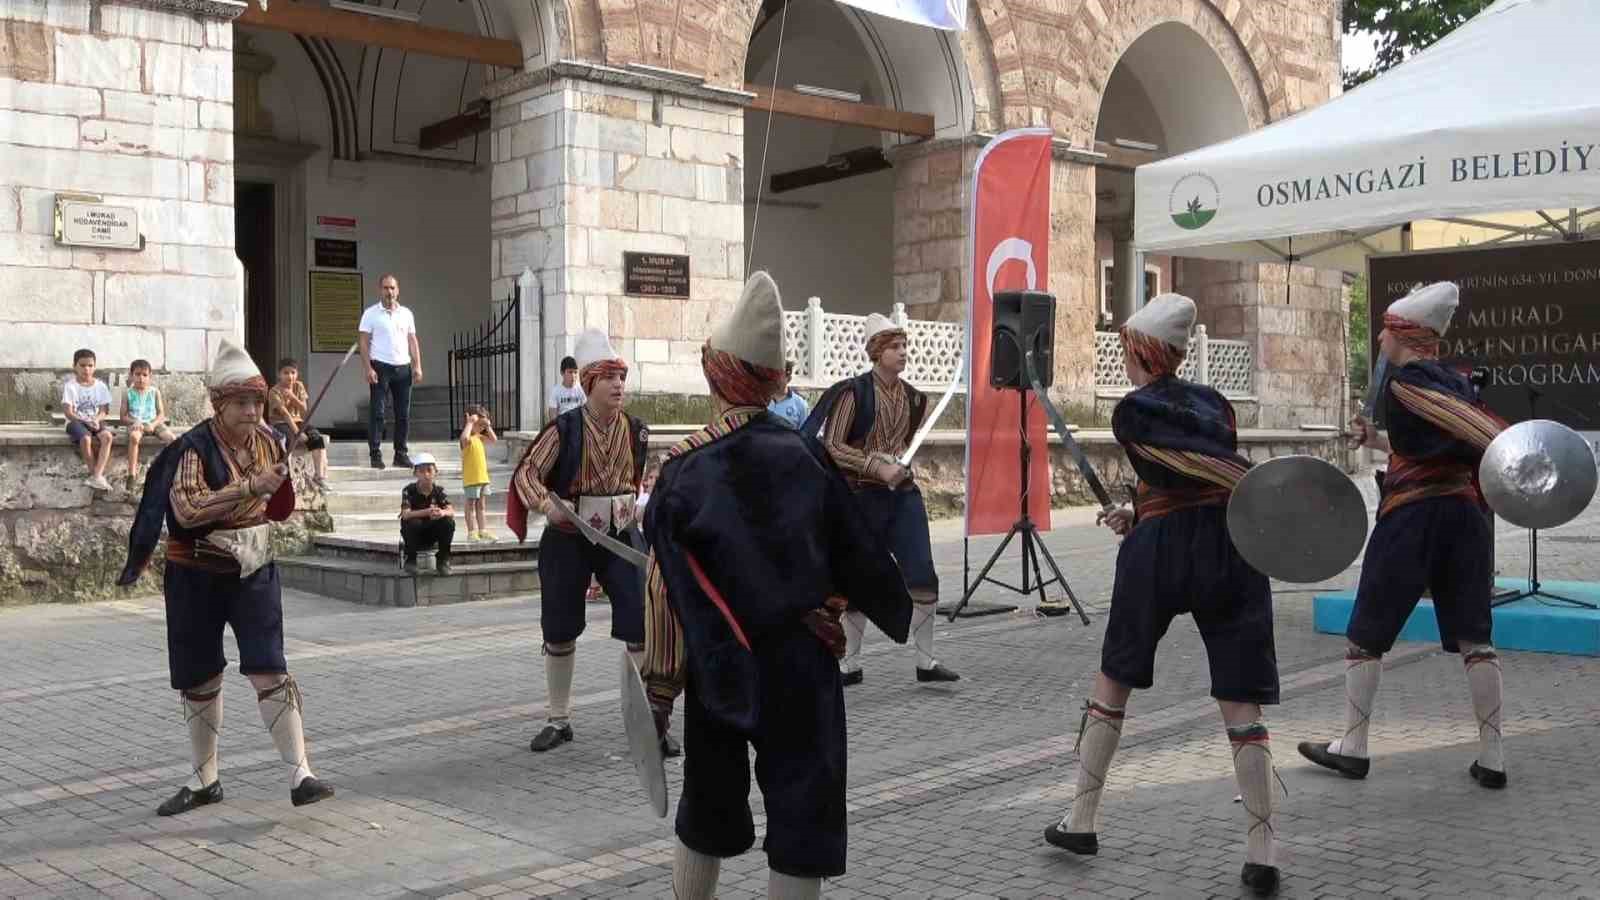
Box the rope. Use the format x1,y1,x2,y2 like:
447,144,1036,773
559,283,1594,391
744,0,789,273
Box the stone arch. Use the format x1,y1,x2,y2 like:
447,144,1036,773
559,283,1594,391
295,36,359,160
1062,0,1277,147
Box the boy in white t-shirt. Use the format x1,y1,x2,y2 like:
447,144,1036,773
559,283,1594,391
546,355,585,424
62,348,115,491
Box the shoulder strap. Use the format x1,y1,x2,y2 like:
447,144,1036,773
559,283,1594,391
629,415,650,490
846,371,876,446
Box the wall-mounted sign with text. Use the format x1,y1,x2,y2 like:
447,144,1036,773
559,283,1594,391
54,196,141,250
623,252,691,298
1369,239,1600,430
314,214,358,238
309,270,364,353
314,238,358,269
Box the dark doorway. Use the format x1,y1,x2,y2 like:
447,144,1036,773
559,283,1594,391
236,181,276,375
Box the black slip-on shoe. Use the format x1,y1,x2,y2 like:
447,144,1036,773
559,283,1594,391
916,663,961,683
370,454,386,470
841,669,864,687
1241,863,1280,896
435,560,453,577
290,776,335,807
1043,823,1098,855
529,722,574,752
392,452,414,469
156,781,223,817
1297,741,1370,779
1469,761,1507,789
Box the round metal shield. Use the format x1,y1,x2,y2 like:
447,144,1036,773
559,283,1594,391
619,649,669,818
1226,455,1368,584
1479,419,1598,530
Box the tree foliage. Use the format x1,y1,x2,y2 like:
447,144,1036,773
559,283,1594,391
1348,275,1370,393
1342,0,1492,90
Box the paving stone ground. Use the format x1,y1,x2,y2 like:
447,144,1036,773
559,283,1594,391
3,503,1599,899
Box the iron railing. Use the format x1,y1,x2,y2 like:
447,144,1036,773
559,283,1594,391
447,283,521,437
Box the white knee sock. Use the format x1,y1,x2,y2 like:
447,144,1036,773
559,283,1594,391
626,643,646,672
1328,650,1381,758
1062,699,1124,833
768,870,822,900
1463,645,1505,771
181,680,223,790
840,610,867,674
544,644,576,723
256,676,314,788
672,840,721,900
1229,721,1277,867
910,601,939,670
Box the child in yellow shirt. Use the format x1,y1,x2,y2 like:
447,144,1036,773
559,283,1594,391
459,404,498,541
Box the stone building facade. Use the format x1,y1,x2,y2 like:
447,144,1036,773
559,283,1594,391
2,0,1344,428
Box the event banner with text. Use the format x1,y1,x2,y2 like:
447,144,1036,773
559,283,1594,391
965,129,1053,537
1368,240,1600,430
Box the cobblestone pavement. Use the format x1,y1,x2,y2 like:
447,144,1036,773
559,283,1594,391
3,502,1599,899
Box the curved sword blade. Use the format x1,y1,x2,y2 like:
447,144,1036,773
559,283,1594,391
1026,349,1114,511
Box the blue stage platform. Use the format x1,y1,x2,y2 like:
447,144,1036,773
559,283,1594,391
1313,579,1600,656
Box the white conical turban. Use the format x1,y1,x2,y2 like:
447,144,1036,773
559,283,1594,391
1123,292,1196,350
574,329,620,369
1386,281,1458,335
207,338,267,404
709,271,785,371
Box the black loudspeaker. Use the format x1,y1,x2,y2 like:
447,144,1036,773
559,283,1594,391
990,290,1056,389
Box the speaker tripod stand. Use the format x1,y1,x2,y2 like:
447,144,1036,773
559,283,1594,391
947,390,1091,624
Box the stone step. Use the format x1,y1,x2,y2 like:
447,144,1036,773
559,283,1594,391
324,441,514,467
310,532,537,564
330,512,517,534
326,487,511,514
324,464,516,486
277,554,538,607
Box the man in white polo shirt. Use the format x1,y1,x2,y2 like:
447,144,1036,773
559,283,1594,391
358,274,422,470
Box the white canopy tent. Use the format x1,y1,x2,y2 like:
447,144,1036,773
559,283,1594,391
1133,0,1600,271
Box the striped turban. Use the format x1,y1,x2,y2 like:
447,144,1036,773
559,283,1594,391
866,327,906,362
1119,326,1186,379
702,344,783,406
580,359,628,395
207,338,268,408
1382,312,1441,359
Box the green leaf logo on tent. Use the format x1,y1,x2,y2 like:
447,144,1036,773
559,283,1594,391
1168,174,1220,231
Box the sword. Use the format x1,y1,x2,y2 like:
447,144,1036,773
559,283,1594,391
281,341,359,452
549,495,650,569
1025,349,1115,514
899,369,962,468
1347,353,1391,449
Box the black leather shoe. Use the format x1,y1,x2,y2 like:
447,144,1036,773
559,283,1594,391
1043,823,1098,855
156,781,223,817
370,453,386,470
661,733,682,758
393,452,414,469
1469,761,1507,789
435,560,452,577
1241,863,1280,896
841,669,864,687
916,663,961,683
291,776,335,807
529,721,574,752
1297,741,1370,779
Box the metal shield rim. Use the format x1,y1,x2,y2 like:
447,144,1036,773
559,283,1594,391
1226,455,1369,584
620,648,669,818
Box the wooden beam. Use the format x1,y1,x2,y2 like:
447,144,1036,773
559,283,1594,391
419,107,490,150
1092,140,1166,172
745,84,934,138
238,2,522,69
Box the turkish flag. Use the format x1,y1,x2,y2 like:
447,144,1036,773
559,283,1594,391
965,128,1054,536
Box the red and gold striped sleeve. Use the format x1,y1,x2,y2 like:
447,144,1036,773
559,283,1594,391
169,449,265,529
822,390,870,476
511,426,561,510
641,553,685,708
1126,444,1250,490
1391,380,1507,452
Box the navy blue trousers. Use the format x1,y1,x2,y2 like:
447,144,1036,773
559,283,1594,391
852,484,938,597
1101,505,1279,705
164,562,288,691
1348,495,1493,655
675,625,848,878
535,525,644,645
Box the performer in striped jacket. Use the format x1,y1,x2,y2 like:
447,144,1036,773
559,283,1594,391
1300,282,1511,794
1041,294,1282,897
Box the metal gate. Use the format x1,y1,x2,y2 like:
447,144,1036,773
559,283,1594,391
447,283,521,437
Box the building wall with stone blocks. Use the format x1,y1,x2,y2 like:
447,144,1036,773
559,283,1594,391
0,0,242,405
488,67,746,399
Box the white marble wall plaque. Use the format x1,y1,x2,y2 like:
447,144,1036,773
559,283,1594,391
55,198,142,250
